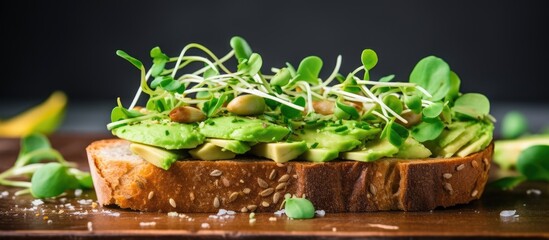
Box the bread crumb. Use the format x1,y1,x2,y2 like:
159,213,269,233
47,220,53,224
269,217,277,221
201,223,210,229
249,218,256,224
87,222,93,231
332,227,337,232
167,212,178,217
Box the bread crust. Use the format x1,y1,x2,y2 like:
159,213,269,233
86,139,492,212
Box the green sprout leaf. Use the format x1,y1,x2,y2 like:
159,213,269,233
409,56,451,101
501,111,528,139
335,101,360,120
383,95,403,115
16,133,51,166
411,117,444,142
422,102,444,118
361,49,378,80
381,119,409,147
489,176,527,190
452,93,490,120
379,74,395,82
516,145,549,181
446,71,461,104
281,97,306,119
271,68,291,86
342,74,361,93
404,95,422,114
238,53,262,76
230,36,253,63
31,162,77,198
295,56,323,85
203,94,229,117
150,47,169,77
116,50,143,70
284,196,315,219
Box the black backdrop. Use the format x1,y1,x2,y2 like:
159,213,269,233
2,0,548,104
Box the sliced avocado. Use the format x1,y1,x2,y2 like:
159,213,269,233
130,143,182,170
437,121,474,147
299,148,339,162
292,120,380,152
341,139,399,162
206,138,251,154
250,141,308,163
438,123,482,157
494,135,549,169
113,120,205,149
394,137,432,159
456,132,492,157
188,143,236,160
199,116,290,142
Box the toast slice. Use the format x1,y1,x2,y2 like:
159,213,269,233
86,139,493,212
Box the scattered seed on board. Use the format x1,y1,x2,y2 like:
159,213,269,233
210,170,222,177
269,170,277,180
273,192,281,204
257,178,269,188
443,173,453,179
278,174,290,183
243,188,251,194
276,182,288,191
241,207,248,213
228,192,239,203
444,183,453,194
259,188,274,197
471,160,479,168
213,197,220,208
148,191,154,200
471,190,479,197
169,198,177,208
456,164,465,171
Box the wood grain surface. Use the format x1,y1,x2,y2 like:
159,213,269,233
0,134,548,239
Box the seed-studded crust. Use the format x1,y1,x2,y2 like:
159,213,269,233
86,139,493,212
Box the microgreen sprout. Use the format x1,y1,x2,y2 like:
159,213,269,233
109,36,493,150
0,133,92,198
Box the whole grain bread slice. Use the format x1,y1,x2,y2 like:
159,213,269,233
86,139,493,213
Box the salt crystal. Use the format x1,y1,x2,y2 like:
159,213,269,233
139,221,156,227
74,189,83,197
32,199,44,206
500,210,516,217
167,212,178,217
274,209,286,216
226,210,236,215
87,222,93,231
1,191,9,197
217,209,227,216
526,189,542,196
315,210,326,217
201,223,210,229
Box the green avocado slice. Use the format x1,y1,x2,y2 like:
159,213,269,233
199,116,290,142
112,120,205,150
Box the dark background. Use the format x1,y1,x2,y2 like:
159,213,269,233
2,1,548,103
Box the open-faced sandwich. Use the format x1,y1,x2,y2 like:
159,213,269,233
87,37,494,213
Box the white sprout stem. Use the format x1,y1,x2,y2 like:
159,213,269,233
191,50,235,76
106,112,165,130
313,55,342,89
327,88,374,103
361,85,408,123
129,69,153,109
253,74,270,93
235,87,305,111
184,84,227,94
270,67,280,73
297,81,314,114
372,111,389,122
350,65,365,77
11,163,45,176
